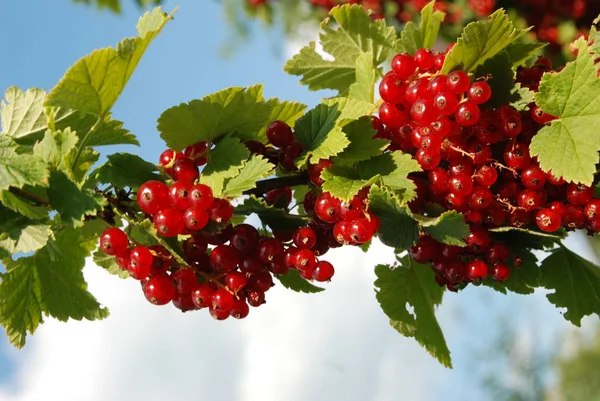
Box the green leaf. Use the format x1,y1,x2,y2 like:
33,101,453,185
276,270,324,293
0,211,52,255
0,87,47,141
490,226,562,250
375,256,452,368
474,52,515,108
257,100,307,141
529,45,600,185
509,84,535,111
540,246,600,326
92,152,159,189
321,165,380,202
93,250,130,279
0,136,49,191
395,1,445,53
504,37,546,67
158,85,274,151
199,137,251,196
419,1,445,49
502,249,541,295
47,171,105,226
0,190,48,220
0,222,110,348
72,148,100,183
368,185,418,250
53,110,139,147
283,4,395,93
235,196,307,231
322,97,375,122
332,116,389,166
348,53,377,102
441,9,529,74
414,211,469,246
33,128,79,172
44,7,174,116
293,103,350,165
359,152,421,202
222,156,275,198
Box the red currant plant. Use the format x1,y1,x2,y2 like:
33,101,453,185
1,3,600,371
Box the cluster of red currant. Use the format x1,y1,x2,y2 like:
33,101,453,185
373,49,600,290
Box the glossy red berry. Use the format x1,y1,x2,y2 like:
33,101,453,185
137,180,169,215
183,141,208,166
347,218,375,244
169,181,193,210
209,307,230,320
504,142,532,170
172,293,197,312
189,184,214,210
191,284,215,308
208,199,234,223
466,227,492,254
447,71,470,94
521,165,547,190
230,224,260,256
415,148,441,170
159,149,185,176
128,246,153,280
312,261,335,282
467,260,489,280
414,48,435,72
486,243,510,263
266,120,295,148
210,245,241,272
308,159,333,186
455,101,481,126
566,183,593,206
448,173,474,197
211,289,235,311
492,263,511,281
517,189,544,212
99,228,129,256
230,300,250,319
257,238,284,263
314,192,342,223
293,227,317,249
247,290,266,307
584,199,600,221
474,165,498,187
172,268,198,294
172,158,199,183
467,81,492,104
391,53,417,80
153,208,185,237
433,90,459,116
226,271,248,293
143,275,176,305
293,248,317,271
183,207,210,231
535,208,562,232
379,73,407,104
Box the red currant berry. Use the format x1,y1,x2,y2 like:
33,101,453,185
536,208,562,232
226,271,248,293
293,248,317,271
159,149,184,176
128,246,153,280
584,199,600,221
172,158,199,183
279,143,304,171
184,141,208,166
447,71,470,94
466,227,492,253
209,307,230,320
415,148,441,170
266,120,295,148
433,90,459,116
492,263,511,281
137,180,169,215
183,207,210,231
189,184,214,210
191,284,214,308
379,73,407,104
504,142,532,170
314,192,342,223
455,101,481,126
308,159,333,187
448,173,474,197
293,227,317,249
172,293,197,312
521,165,547,190
378,102,409,129
153,208,185,237
445,261,468,284
247,271,274,292
230,300,250,319
240,255,264,273
474,165,498,187
247,290,266,307
468,186,493,210
208,199,234,223
467,260,489,280
410,98,438,124
414,48,435,72
486,243,510,263
391,53,417,80
467,81,492,104
169,181,193,210
143,275,176,305
172,268,198,294
257,238,284,263
312,261,335,282
566,183,594,206
333,220,352,245
347,218,375,244
211,289,235,311
99,228,129,256
210,245,241,272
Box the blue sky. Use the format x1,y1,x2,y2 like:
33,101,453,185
0,1,597,400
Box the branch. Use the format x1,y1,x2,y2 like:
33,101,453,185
8,187,50,206
243,172,309,196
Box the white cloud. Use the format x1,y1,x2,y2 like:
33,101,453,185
0,240,452,401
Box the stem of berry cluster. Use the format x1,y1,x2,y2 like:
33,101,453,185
242,172,309,196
